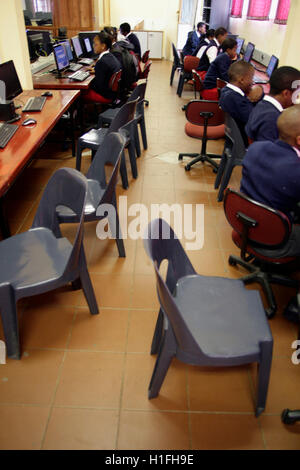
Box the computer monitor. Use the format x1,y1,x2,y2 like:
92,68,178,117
0,60,23,101
53,44,70,75
84,37,92,54
71,36,83,59
26,30,52,56
243,42,255,63
236,37,245,56
266,55,279,78
60,40,73,61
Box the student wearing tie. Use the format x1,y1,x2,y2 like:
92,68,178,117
219,61,264,145
182,22,207,58
196,27,228,78
120,23,141,58
202,37,238,100
240,105,300,256
246,66,300,143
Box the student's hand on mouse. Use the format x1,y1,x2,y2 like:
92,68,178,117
248,85,264,102
88,66,95,74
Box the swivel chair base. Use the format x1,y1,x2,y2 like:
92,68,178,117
282,409,300,425
179,152,219,173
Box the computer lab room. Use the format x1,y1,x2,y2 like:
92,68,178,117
0,0,299,452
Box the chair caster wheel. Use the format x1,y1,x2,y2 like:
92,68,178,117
281,409,299,425
228,257,237,266
265,307,276,320
185,165,191,171
178,155,183,161
182,105,187,111
213,168,218,174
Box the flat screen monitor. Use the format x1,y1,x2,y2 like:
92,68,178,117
84,37,92,53
53,44,70,72
60,40,73,61
266,55,279,78
71,36,83,59
236,37,245,56
243,42,255,63
0,60,23,101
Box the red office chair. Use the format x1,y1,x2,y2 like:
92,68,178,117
141,50,150,64
177,55,200,97
192,69,204,99
224,188,299,318
179,99,225,172
109,69,122,94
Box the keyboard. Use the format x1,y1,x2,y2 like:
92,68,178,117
23,97,47,112
0,123,19,149
69,63,83,72
79,58,94,66
68,70,90,82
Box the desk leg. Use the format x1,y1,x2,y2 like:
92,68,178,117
70,103,75,157
0,198,11,239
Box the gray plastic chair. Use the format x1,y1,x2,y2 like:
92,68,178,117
57,132,126,258
76,98,139,189
144,218,273,417
0,168,99,360
214,113,246,202
98,82,148,157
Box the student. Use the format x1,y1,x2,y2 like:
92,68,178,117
240,105,300,256
219,61,264,145
85,31,121,103
193,29,215,59
120,22,141,58
202,38,238,100
246,66,300,143
196,27,228,75
182,22,207,57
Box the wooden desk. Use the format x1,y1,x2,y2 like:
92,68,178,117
33,65,94,90
0,89,80,238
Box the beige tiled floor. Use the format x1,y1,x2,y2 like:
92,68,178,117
0,60,300,449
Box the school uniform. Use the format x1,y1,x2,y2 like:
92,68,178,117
193,37,210,57
204,53,232,89
245,95,283,142
126,32,141,57
219,84,255,146
240,140,300,256
182,30,202,57
197,39,221,72
90,51,120,100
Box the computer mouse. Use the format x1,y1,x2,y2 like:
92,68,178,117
41,91,53,97
22,118,37,126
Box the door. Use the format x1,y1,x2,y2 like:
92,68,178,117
177,0,198,49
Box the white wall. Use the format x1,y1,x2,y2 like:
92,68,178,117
229,0,288,59
0,0,33,91
109,0,180,60
280,0,300,69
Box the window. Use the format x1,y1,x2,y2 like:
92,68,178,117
247,0,272,20
33,0,52,12
274,0,291,24
231,0,244,18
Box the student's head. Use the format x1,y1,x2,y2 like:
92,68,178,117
277,104,300,148
120,22,131,36
103,26,117,43
206,29,215,40
228,60,254,94
93,31,112,55
221,38,237,59
197,22,206,34
269,66,300,109
215,27,228,44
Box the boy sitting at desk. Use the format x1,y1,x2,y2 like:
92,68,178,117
240,105,300,257
246,66,300,143
219,61,264,145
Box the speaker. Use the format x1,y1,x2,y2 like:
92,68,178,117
0,101,16,122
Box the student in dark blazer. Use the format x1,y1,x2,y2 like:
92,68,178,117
86,31,120,102
240,105,300,256
202,37,238,100
246,66,300,143
219,61,264,145
193,29,215,58
120,22,141,58
196,27,228,74
182,22,206,57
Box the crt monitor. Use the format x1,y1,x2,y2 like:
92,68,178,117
0,60,23,101
84,37,92,54
53,44,70,73
243,42,255,63
26,30,53,56
71,36,83,59
236,37,245,56
60,40,73,61
266,55,279,78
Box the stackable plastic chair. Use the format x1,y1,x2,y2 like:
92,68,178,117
144,218,273,417
177,55,200,98
57,133,126,258
224,188,299,318
170,43,183,86
214,113,246,202
76,98,139,189
179,99,225,172
0,168,99,359
98,82,148,158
